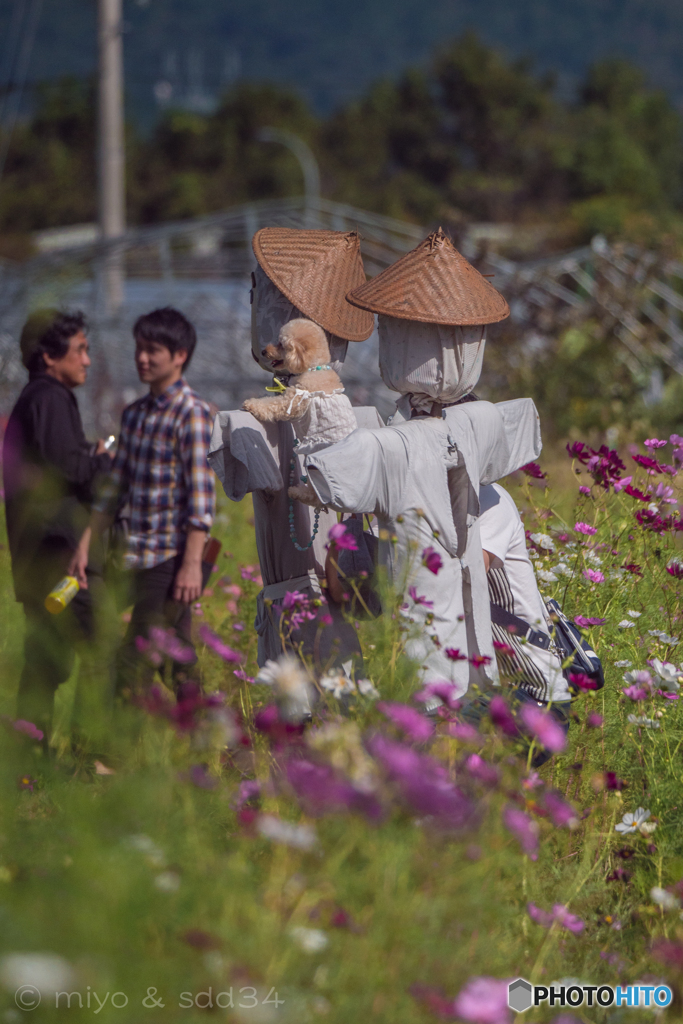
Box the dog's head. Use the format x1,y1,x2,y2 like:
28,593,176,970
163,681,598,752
262,319,330,376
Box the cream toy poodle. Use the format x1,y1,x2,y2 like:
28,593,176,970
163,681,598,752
242,318,356,504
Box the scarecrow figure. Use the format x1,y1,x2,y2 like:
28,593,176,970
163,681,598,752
208,228,378,669
303,229,542,695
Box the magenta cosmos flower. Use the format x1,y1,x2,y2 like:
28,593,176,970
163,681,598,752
520,704,567,753
503,805,540,859
327,522,358,551
377,702,434,743
421,546,443,575
574,522,597,535
453,976,512,1024
199,625,243,663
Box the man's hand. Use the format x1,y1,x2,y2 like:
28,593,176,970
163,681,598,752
67,527,92,589
173,528,206,604
95,439,114,456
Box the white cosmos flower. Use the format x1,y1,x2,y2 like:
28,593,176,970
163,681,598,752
536,569,558,584
648,630,679,645
530,532,555,551
0,953,76,998
256,655,314,721
257,814,317,851
651,887,679,910
614,660,632,668
627,714,660,728
615,807,651,834
320,671,356,700
585,550,602,566
627,610,642,618
357,678,380,699
554,563,574,577
650,659,682,691
289,927,329,953
125,834,166,868
618,620,636,628
154,871,181,892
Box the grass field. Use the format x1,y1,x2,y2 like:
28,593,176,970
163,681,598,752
1,439,683,1023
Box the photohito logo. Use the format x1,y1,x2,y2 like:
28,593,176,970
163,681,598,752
507,978,673,1012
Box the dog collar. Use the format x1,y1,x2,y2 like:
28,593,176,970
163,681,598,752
308,364,332,372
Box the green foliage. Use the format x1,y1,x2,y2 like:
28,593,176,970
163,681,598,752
2,35,683,237
1,468,683,1021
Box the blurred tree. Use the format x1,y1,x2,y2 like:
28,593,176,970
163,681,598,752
0,78,98,231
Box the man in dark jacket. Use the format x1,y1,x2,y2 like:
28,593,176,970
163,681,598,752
2,310,112,741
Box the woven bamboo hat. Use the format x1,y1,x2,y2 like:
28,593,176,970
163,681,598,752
252,227,374,341
347,227,509,326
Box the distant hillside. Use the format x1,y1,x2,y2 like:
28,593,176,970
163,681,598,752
1,0,683,128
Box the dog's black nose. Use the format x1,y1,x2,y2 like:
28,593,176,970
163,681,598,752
261,348,269,357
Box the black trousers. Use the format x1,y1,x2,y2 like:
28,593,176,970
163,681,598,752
116,554,197,695
16,569,109,739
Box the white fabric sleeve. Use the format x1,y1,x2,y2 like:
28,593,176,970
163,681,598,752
305,429,383,514
478,484,517,566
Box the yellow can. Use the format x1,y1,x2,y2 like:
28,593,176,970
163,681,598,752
44,575,80,615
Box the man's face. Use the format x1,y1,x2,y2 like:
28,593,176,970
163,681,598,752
44,330,91,388
135,338,186,387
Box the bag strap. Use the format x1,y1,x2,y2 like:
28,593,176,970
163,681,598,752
490,602,551,651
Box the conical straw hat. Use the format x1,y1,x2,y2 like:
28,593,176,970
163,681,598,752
347,227,509,326
252,228,374,341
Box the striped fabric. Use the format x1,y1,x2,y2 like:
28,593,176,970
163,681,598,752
96,379,215,569
488,564,551,701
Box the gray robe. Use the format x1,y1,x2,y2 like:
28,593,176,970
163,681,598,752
304,399,542,694
208,407,383,668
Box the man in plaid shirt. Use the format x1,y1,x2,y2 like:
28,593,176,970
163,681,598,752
70,307,215,691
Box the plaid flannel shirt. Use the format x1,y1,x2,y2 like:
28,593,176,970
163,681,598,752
95,379,215,569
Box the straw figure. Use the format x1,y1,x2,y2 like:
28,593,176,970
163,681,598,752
303,228,542,696
242,318,357,504
208,228,377,669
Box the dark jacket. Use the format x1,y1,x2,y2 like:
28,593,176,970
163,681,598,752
2,374,110,602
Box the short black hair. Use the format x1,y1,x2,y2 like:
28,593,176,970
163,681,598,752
133,307,197,370
20,309,87,374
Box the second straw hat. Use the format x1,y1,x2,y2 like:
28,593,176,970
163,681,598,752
347,227,509,326
252,227,374,342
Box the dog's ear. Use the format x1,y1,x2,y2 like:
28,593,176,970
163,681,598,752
281,323,309,375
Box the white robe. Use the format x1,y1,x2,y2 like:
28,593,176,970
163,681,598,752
304,398,542,694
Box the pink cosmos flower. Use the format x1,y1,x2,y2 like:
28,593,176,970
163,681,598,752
199,625,243,663
422,546,443,575
328,522,358,551
613,475,633,492
149,626,196,663
653,482,677,503
414,681,461,709
223,583,243,597
520,704,567,753
644,438,667,449
522,771,543,791
13,719,44,741
583,568,605,583
493,640,515,656
503,805,539,859
527,902,554,926
521,461,546,480
574,615,606,627
528,903,584,933
568,671,598,691
552,904,585,933
489,696,518,737
377,702,434,743
622,685,650,700
453,977,512,1024
574,522,597,535
408,585,434,608
542,789,578,827
666,563,683,578
464,754,499,786
579,485,591,496
587,712,604,728
445,647,468,661
233,669,255,683
447,722,481,742
470,654,492,668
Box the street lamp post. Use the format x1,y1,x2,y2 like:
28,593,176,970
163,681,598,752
98,0,125,313
256,127,320,227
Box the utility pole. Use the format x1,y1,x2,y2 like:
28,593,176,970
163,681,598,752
98,0,125,313
256,128,320,228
